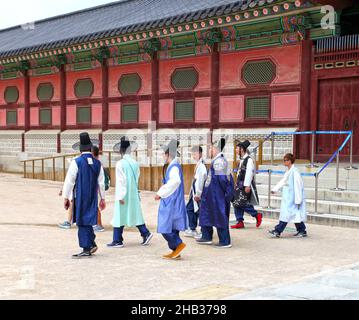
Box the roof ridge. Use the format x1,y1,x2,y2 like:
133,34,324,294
0,0,134,33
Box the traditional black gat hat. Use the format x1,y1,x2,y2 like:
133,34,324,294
72,132,99,152
161,139,180,158
113,136,138,153
212,137,226,152
237,140,251,151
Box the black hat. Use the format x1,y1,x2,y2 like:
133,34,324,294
162,139,180,158
113,136,138,153
238,140,251,151
72,132,99,152
213,137,226,152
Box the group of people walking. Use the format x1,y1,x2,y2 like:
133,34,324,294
62,132,308,260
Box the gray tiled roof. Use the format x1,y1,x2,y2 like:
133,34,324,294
0,0,263,58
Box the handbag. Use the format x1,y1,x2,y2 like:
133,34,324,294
232,157,251,208
232,183,251,208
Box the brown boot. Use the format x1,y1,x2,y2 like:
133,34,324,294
171,243,186,259
162,251,174,259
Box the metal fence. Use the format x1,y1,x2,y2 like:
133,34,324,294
257,130,356,214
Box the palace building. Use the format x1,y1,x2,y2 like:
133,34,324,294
0,0,358,171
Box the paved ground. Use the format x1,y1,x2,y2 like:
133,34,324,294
1,173,359,300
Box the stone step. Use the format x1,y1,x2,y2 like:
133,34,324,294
255,174,359,191
256,185,359,204
255,208,359,230
258,195,359,218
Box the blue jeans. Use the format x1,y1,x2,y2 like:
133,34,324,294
234,205,258,222
275,221,307,234
113,225,150,243
186,197,199,231
201,226,231,246
78,226,96,251
162,230,183,251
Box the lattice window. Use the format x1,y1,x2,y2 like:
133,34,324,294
4,87,19,104
122,104,138,122
37,83,54,101
119,74,141,95
175,101,194,121
40,109,52,125
246,97,270,120
6,110,17,125
242,60,276,85
75,79,94,98
172,68,198,90
77,106,91,124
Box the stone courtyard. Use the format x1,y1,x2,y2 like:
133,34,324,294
1,172,359,300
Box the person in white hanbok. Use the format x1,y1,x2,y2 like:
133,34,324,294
184,145,207,238
269,153,307,238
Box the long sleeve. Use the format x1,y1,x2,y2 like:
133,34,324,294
157,166,181,199
98,166,105,200
115,161,127,201
194,163,207,198
293,171,304,205
272,174,288,193
244,158,255,187
62,160,78,200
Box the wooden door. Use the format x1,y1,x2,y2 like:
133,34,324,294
317,77,359,158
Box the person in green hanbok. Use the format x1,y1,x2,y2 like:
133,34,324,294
107,137,153,248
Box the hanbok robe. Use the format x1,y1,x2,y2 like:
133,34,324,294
111,154,145,227
272,165,307,223
63,152,105,226
189,158,207,213
199,153,234,229
157,159,187,234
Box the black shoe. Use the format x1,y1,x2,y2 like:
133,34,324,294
294,231,308,238
90,243,98,254
107,241,124,248
196,238,213,245
268,230,281,238
72,251,92,259
214,243,232,249
141,233,153,246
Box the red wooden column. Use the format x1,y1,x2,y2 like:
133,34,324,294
297,39,313,159
24,69,30,132
23,67,30,152
210,43,220,133
101,58,109,135
151,52,159,125
59,63,67,153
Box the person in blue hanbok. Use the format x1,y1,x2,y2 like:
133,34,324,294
197,138,234,248
155,139,187,260
63,132,106,259
269,153,307,238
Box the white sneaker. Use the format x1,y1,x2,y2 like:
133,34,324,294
184,229,198,238
194,232,202,240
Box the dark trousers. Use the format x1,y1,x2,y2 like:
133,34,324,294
78,226,96,251
275,221,307,234
234,205,258,222
186,198,199,231
201,226,231,246
162,230,183,251
113,225,150,243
